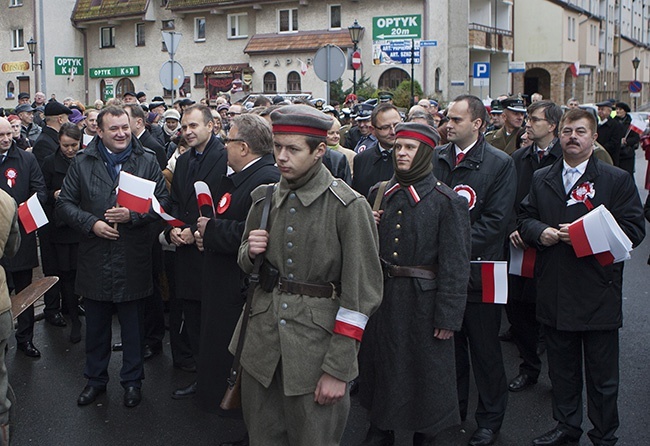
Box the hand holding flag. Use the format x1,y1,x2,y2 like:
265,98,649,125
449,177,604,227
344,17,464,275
117,171,154,214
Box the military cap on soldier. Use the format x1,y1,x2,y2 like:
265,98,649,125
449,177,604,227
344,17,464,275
44,102,72,116
355,103,375,121
395,122,440,149
270,105,334,138
311,98,325,110
501,96,526,113
378,91,394,103
490,99,504,114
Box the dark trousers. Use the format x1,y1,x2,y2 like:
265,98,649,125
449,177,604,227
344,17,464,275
144,242,165,349
544,325,619,445
182,299,202,359
59,270,79,326
455,302,508,431
9,269,34,344
38,230,61,315
84,298,145,389
165,251,194,367
505,300,541,379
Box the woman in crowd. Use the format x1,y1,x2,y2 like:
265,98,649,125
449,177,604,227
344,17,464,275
41,123,83,343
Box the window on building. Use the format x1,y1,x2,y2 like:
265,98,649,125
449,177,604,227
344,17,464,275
100,27,115,48
194,73,205,88
6,81,15,99
329,5,341,29
263,72,277,93
567,17,576,41
162,19,175,30
136,23,145,46
11,29,24,50
279,9,298,33
287,71,301,93
195,17,206,42
9,0,23,7
228,13,248,38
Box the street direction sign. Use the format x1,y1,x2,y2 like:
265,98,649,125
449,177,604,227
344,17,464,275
629,80,642,93
473,62,490,79
372,14,421,40
159,61,184,91
419,40,438,47
54,57,83,76
630,92,641,98
313,45,346,82
351,51,362,70
508,61,526,73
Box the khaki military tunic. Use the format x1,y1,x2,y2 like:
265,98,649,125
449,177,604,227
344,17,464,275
485,126,525,155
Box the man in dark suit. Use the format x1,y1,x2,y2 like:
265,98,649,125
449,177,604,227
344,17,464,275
352,103,402,197
124,104,167,170
432,95,516,446
0,117,47,358
519,108,645,446
166,105,227,399
192,113,279,424
506,100,563,393
596,100,623,166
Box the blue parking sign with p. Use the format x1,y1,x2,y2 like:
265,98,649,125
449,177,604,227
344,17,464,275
473,62,490,79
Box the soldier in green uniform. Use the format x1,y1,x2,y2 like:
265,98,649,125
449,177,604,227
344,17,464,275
485,96,526,155
233,105,383,446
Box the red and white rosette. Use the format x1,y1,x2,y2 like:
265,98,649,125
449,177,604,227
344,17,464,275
5,168,17,188
453,184,477,210
567,181,595,210
216,192,232,214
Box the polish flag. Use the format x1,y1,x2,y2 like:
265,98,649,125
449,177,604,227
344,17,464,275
629,113,647,135
568,207,611,258
151,195,184,228
333,307,368,342
17,193,48,234
509,245,536,278
570,61,580,78
472,261,508,304
299,59,308,76
116,171,154,214
194,181,215,216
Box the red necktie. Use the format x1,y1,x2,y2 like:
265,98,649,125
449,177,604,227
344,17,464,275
456,152,465,165
538,151,544,162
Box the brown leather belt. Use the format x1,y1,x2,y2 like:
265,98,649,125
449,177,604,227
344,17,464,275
382,262,438,280
277,277,339,299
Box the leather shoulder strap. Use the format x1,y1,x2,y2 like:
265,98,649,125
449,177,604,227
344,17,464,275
372,181,389,211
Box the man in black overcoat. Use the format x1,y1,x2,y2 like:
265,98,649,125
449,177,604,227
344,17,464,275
519,108,645,446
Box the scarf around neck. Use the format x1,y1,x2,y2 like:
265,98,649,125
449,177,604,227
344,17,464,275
392,143,433,187
98,139,133,182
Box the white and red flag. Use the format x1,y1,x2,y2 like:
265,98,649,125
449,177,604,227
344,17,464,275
472,261,508,304
570,61,580,78
298,59,309,76
629,113,647,135
151,195,184,228
509,246,536,278
17,193,48,234
117,171,154,214
194,181,215,216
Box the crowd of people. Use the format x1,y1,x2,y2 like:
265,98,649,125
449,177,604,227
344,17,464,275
0,87,648,446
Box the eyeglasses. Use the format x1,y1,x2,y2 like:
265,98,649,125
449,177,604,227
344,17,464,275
374,122,401,132
525,116,548,123
224,137,245,144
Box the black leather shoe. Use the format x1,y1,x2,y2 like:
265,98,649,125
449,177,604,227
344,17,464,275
532,428,580,446
468,428,498,446
124,386,141,408
172,381,197,400
173,363,197,373
16,341,41,358
360,423,395,446
45,312,67,327
220,434,249,446
143,344,161,360
112,342,123,352
77,385,105,406
508,373,538,392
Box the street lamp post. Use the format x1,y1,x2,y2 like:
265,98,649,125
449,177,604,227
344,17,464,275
27,37,42,97
632,56,640,111
348,20,364,97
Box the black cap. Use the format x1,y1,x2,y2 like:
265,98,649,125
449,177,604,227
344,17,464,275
44,102,72,116
355,103,374,121
14,104,35,114
17,92,30,100
123,91,137,98
152,96,164,103
272,95,285,105
501,96,526,113
179,98,195,107
136,91,146,99
490,99,503,114
596,100,615,108
615,102,631,113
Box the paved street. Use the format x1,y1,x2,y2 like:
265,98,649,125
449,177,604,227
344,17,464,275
6,151,650,446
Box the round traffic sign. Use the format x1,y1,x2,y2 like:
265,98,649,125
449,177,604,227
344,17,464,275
629,80,642,93
159,61,185,91
313,45,346,82
351,51,362,70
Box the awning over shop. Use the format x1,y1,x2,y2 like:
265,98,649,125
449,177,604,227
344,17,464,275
244,30,353,55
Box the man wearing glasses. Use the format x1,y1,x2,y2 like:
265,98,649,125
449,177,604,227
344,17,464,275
352,103,402,197
506,101,563,395
485,96,526,155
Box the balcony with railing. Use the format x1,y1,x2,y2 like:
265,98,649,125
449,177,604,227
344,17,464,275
469,23,513,52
